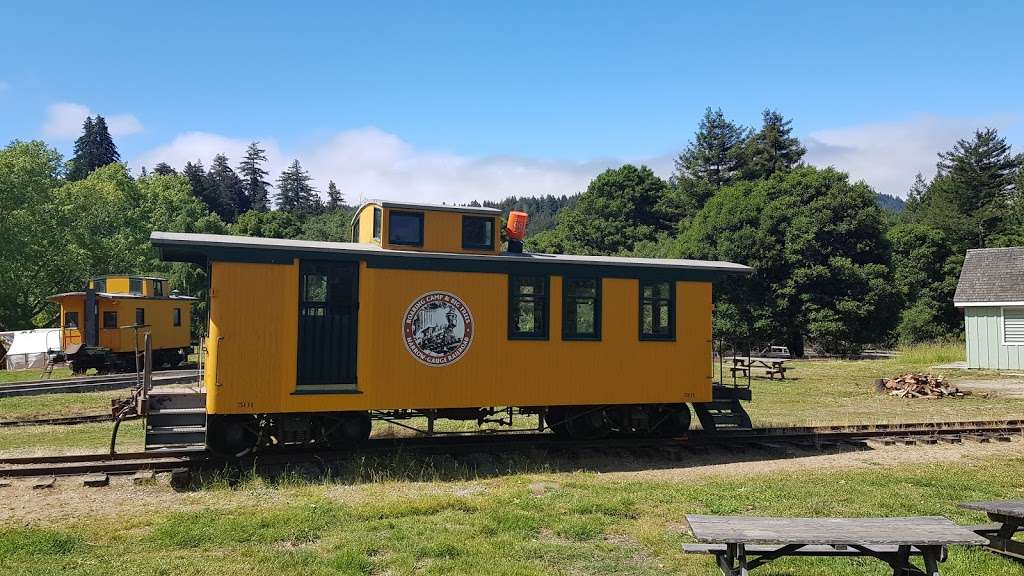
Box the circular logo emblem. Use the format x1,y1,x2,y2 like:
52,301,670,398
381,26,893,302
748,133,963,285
403,291,474,366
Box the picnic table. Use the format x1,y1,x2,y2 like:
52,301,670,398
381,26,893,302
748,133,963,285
683,514,988,575
726,357,790,380
960,500,1024,562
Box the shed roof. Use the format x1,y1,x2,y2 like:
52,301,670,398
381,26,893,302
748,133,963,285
954,247,1024,306
151,231,752,279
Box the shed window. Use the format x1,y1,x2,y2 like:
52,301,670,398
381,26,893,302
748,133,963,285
173,308,182,327
103,311,117,329
64,311,79,329
462,216,495,250
135,308,145,326
388,210,424,246
372,207,382,240
153,280,164,297
1004,307,1024,345
639,280,675,341
129,278,143,294
509,275,548,339
563,278,601,340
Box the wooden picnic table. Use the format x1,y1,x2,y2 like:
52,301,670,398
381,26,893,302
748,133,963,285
683,514,988,575
960,500,1024,562
725,357,791,380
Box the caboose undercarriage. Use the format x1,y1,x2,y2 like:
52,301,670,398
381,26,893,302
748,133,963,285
195,402,725,456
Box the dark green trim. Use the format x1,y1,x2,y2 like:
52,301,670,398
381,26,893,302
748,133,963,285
387,210,424,247
638,279,676,342
461,215,496,251
155,241,745,282
296,260,359,389
508,274,549,340
291,389,363,395
562,276,602,341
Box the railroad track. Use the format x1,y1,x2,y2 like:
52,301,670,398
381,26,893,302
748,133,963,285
1,419,1021,482
0,369,201,398
0,413,142,428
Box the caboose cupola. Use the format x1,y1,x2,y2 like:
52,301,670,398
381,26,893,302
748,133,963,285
351,200,503,255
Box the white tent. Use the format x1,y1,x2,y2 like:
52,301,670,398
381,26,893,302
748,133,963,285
3,328,61,371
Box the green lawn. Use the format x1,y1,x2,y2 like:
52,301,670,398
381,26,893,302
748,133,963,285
1,452,1022,575
0,366,72,383
0,390,126,421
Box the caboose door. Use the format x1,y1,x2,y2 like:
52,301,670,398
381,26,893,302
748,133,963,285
296,261,358,391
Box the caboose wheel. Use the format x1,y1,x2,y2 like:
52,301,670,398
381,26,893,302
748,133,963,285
207,415,260,456
564,407,611,440
545,407,571,437
322,412,371,446
650,404,691,436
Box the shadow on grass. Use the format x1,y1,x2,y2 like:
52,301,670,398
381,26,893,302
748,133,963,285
175,438,873,492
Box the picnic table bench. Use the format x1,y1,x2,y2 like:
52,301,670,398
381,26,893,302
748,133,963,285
683,514,988,575
726,357,791,380
960,500,1024,562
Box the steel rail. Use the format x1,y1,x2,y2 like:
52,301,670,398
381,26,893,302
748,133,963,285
0,373,200,398
1,419,1021,480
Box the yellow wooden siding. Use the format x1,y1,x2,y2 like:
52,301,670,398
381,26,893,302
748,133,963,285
353,205,379,244
105,277,130,294
206,260,713,415
56,295,84,350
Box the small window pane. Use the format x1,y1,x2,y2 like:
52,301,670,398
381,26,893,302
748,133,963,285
509,275,548,339
388,211,423,245
173,308,182,327
462,216,494,250
563,277,600,340
130,278,143,294
103,311,117,329
153,280,164,297
93,278,106,292
372,207,382,240
303,274,328,303
135,308,145,326
64,312,79,328
639,280,674,340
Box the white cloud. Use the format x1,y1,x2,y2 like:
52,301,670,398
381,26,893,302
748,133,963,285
803,115,1016,197
41,102,143,140
131,127,626,205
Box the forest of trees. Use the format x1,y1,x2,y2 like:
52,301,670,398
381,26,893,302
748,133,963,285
3,109,1021,354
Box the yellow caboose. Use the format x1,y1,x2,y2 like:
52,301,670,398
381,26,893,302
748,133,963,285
48,275,196,374
151,200,751,454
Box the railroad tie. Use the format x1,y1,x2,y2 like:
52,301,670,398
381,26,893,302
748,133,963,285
83,473,109,488
32,476,55,489
133,470,156,485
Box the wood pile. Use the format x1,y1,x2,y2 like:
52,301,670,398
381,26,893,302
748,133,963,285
879,373,970,399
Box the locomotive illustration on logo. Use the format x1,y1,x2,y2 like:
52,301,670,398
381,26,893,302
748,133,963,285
402,291,474,366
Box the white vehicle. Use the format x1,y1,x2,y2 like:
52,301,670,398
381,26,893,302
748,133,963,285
760,345,791,359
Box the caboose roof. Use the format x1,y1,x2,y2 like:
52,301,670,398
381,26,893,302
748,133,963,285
152,231,752,281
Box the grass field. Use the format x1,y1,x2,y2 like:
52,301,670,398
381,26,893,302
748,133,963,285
0,366,72,383
1,450,1022,575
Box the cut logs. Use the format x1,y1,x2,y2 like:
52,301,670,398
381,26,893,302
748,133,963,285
879,373,970,399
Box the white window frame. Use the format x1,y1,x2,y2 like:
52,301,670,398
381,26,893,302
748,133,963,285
1000,306,1024,346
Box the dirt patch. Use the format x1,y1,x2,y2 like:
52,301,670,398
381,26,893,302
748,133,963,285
954,379,1024,399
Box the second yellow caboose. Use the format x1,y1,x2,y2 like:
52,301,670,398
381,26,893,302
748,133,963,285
48,275,196,374
151,201,752,453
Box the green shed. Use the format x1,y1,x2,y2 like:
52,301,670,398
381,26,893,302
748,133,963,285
954,247,1024,369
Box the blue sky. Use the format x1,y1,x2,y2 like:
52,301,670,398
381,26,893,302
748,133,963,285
3,1,1022,202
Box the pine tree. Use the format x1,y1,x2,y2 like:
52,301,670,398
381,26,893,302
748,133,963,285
152,162,177,176
673,107,751,191
67,115,121,180
326,180,343,210
238,142,271,212
745,109,805,179
183,160,214,213
207,154,245,222
275,160,318,214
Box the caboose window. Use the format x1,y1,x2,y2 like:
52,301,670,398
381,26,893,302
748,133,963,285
462,216,494,250
508,275,548,340
103,311,117,329
173,308,182,327
93,278,106,292
639,280,675,341
129,277,143,294
563,277,601,340
153,280,164,297
388,210,424,246
135,307,145,326
372,207,382,240
64,311,79,328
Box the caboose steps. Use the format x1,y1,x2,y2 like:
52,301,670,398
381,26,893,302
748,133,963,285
693,399,752,432
145,391,207,450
